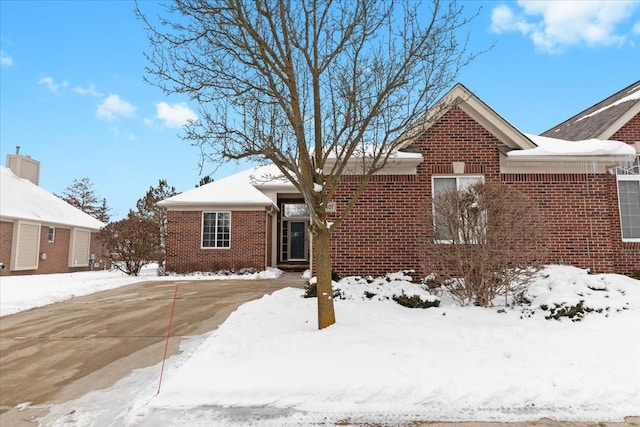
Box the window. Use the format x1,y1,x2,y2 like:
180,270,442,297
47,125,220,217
282,203,309,218
432,176,484,241
617,155,640,241
48,227,55,243
202,212,231,248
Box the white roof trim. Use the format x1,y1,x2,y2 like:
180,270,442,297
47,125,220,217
397,83,537,151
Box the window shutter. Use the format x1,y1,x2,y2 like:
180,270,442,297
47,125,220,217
69,229,91,267
10,221,41,271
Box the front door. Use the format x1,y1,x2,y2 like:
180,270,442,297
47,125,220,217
288,221,307,261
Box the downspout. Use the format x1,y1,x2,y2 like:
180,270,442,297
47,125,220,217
266,206,275,270
584,171,594,272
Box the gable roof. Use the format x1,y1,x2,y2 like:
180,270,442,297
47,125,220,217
158,164,295,208
541,80,640,141
398,83,537,151
0,166,104,230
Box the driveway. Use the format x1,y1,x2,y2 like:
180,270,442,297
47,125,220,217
0,273,305,426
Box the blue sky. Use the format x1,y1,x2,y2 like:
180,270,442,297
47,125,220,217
1,1,639,220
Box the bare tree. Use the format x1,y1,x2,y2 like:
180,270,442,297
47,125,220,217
139,0,480,328
422,182,546,307
97,213,161,276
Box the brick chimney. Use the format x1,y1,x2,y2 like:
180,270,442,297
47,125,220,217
6,146,40,185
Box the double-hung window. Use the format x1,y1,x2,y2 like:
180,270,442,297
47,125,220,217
617,155,640,241
432,175,484,242
202,212,231,248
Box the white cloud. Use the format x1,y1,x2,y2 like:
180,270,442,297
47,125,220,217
490,0,640,53
96,94,136,121
156,102,197,128
38,76,68,94
634,21,640,34
74,83,103,97
1,51,13,67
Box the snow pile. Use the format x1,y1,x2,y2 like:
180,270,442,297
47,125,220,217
520,265,640,319
507,134,636,158
134,265,639,425
325,271,440,304
0,268,152,317
165,267,282,280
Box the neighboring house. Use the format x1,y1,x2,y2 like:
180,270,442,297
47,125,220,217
159,82,639,277
0,154,106,276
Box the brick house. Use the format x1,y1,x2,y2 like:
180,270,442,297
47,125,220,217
159,82,639,277
0,154,105,276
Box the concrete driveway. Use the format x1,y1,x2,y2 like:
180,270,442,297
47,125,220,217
0,273,305,426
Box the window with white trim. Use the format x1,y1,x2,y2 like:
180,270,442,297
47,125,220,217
202,212,231,248
617,155,640,241
432,175,484,241
48,227,55,243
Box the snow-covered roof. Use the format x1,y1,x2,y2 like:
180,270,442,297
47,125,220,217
507,134,637,158
0,166,104,230
158,164,296,208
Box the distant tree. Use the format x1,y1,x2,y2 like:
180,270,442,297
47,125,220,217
97,212,161,276
136,179,177,266
422,182,546,307
196,176,213,187
140,0,480,328
57,177,110,222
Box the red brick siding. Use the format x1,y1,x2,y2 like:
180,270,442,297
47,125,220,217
0,221,13,274
0,221,103,276
328,175,426,277
328,107,503,277
500,173,634,273
611,114,640,144
326,107,639,276
165,210,267,273
610,114,640,272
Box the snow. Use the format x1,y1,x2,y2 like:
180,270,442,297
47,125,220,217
158,164,293,207
0,264,282,317
507,134,637,158
10,264,639,426
0,166,104,230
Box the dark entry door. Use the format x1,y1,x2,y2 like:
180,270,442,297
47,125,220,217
289,221,307,260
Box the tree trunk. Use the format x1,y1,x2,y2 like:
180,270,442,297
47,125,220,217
314,228,336,329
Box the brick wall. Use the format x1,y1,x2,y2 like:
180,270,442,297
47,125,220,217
610,115,640,273
165,210,267,273
326,107,639,277
0,221,12,274
328,107,503,277
0,221,103,276
611,113,640,144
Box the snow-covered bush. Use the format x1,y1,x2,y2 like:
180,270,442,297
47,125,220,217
304,271,441,309
516,265,640,321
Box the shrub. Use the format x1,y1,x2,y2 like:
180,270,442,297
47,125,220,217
392,293,441,309
97,212,161,276
303,282,343,299
540,300,603,322
422,182,546,306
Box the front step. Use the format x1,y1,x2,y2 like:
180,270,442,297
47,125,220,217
276,263,308,272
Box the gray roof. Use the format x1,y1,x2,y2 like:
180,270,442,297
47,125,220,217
541,80,640,141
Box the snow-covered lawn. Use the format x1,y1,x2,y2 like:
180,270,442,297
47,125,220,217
3,265,640,426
